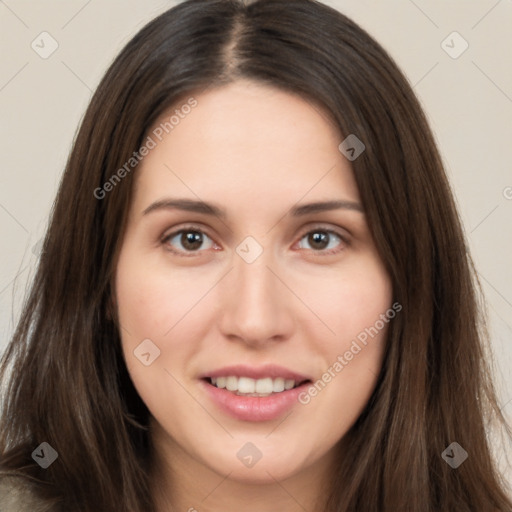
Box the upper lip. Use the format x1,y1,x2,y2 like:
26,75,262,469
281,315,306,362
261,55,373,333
200,364,312,383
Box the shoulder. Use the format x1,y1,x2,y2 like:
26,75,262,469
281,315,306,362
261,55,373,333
0,475,53,512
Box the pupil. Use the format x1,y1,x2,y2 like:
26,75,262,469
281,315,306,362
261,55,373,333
182,231,203,250
309,232,328,250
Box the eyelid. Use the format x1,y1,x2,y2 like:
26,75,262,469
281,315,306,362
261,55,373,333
297,223,351,242
161,223,213,241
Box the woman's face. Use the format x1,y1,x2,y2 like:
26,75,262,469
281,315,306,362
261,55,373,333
115,80,393,485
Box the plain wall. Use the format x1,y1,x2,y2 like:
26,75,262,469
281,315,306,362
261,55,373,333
1,0,511,481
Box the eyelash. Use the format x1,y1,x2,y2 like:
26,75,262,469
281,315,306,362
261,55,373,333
161,224,350,258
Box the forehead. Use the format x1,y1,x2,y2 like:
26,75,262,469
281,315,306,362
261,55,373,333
132,80,360,215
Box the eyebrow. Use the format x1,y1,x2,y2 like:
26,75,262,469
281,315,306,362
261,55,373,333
142,198,364,218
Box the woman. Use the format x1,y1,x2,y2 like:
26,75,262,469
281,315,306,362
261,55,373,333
1,0,511,510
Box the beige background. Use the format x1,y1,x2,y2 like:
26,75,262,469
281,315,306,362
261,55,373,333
1,0,511,481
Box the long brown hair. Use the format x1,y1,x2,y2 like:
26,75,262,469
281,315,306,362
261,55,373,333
1,0,510,510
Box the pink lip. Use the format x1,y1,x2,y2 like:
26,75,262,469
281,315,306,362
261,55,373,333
199,364,312,382
198,365,313,422
200,379,311,422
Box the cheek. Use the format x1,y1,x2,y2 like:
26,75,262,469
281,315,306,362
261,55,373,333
114,257,198,427
313,252,392,346
115,246,212,344
114,248,218,402
299,255,392,429
114,250,180,382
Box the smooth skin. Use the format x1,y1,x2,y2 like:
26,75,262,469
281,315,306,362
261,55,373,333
114,80,393,512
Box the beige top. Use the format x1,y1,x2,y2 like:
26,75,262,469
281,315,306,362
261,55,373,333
0,476,50,512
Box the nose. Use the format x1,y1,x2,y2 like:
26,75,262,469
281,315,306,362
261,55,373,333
217,246,296,347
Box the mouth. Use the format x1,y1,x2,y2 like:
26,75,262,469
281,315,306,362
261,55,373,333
199,365,313,422
203,376,311,397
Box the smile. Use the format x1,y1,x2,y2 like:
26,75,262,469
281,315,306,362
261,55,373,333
200,365,313,421
209,376,305,396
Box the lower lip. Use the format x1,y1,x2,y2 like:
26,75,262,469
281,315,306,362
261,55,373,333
200,379,311,422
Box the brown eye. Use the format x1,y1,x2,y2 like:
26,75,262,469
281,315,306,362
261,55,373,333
163,229,215,254
307,232,330,250
297,229,346,254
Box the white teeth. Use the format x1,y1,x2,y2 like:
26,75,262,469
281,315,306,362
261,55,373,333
255,377,273,394
226,376,238,391
238,377,256,394
272,377,285,393
209,376,303,395
284,379,295,390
